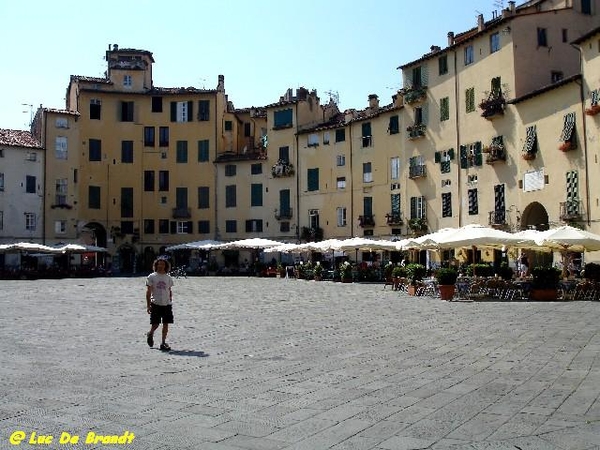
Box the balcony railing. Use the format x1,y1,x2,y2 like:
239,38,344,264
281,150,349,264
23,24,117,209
488,210,507,228
216,149,267,162
358,215,375,228
406,123,426,139
272,161,295,178
408,217,427,235
479,94,506,120
409,164,426,179
172,207,191,219
400,86,427,105
385,213,403,226
484,145,506,164
560,200,582,221
274,208,293,220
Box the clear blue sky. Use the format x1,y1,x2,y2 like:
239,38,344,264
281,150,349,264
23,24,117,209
0,0,502,130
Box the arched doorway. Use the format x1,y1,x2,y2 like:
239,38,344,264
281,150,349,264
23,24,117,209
82,222,107,267
117,244,137,275
143,246,156,273
520,202,553,267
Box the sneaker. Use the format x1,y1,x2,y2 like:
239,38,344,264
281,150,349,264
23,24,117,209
160,343,171,352
146,332,154,348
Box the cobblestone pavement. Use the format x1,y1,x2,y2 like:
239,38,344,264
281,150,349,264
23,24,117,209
1,276,599,450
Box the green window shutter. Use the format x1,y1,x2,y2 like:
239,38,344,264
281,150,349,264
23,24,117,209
170,221,177,234
251,183,263,206
474,142,483,166
170,102,176,122
187,101,193,122
448,148,455,160
198,140,209,162
307,168,319,191
459,146,468,169
389,116,399,134
434,151,441,163
362,122,371,137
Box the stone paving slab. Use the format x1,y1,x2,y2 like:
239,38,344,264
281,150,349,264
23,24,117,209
0,276,599,449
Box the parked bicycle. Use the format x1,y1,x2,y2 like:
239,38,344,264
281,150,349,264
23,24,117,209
169,265,188,279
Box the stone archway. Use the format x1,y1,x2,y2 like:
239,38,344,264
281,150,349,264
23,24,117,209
520,202,550,231
82,222,107,266
117,244,137,275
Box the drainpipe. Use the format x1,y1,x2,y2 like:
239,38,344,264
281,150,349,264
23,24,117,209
295,102,300,242
571,42,591,228
349,123,354,238
214,96,219,241
453,47,462,227
42,111,47,244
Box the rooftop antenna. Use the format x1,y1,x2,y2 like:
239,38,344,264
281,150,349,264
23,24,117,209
22,103,33,127
199,78,207,89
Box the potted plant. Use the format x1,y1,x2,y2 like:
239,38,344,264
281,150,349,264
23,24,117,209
391,265,407,290
313,262,324,281
530,266,561,300
405,263,426,295
434,268,458,300
585,104,600,116
498,262,514,281
339,261,353,283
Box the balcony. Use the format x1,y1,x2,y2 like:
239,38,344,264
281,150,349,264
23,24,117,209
408,217,427,235
488,210,508,228
400,86,427,105
172,207,191,219
274,208,293,220
479,94,506,120
271,161,295,178
358,215,375,228
385,213,403,226
406,123,426,139
409,164,426,179
484,145,506,164
216,149,267,162
560,200,582,221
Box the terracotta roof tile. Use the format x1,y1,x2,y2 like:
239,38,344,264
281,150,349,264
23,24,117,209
0,129,42,149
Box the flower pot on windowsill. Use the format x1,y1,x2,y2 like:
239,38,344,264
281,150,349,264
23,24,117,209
522,152,536,161
585,104,600,116
559,141,576,152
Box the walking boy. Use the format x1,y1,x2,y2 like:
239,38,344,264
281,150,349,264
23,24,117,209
146,258,174,351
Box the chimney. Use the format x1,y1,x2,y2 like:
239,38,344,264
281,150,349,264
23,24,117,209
368,94,379,110
430,45,441,53
217,75,225,92
509,1,515,13
477,14,484,32
447,32,455,46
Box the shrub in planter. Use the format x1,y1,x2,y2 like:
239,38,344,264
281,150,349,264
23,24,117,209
391,266,407,279
498,262,514,280
466,263,494,278
583,262,600,281
405,263,426,285
531,266,561,289
434,268,459,285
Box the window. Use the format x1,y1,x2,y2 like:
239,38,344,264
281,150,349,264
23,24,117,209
438,54,448,75
158,219,169,234
336,155,346,166
159,127,169,147
273,109,293,128
361,122,372,147
26,175,36,193
121,101,134,122
225,220,237,233
440,97,450,121
170,101,193,122
537,28,548,47
0,173,4,191
337,207,347,227
442,179,451,187
197,220,210,234
25,213,36,231
582,0,592,14
468,188,478,215
177,221,191,234
123,75,132,87
251,163,262,175
410,196,426,219
121,141,133,163
363,197,373,219
465,87,475,113
307,168,319,191
279,146,290,163
121,187,133,218
442,192,452,218
388,115,399,134
412,66,423,87
244,123,251,137
490,32,500,53
176,141,188,163
144,127,155,147
459,142,483,168
144,171,154,191
175,187,188,210
562,28,568,43
151,96,163,113
280,222,290,233
307,133,319,147
391,193,401,217
198,140,210,162
198,186,209,209
464,45,474,65
54,220,66,234
225,165,236,176
224,120,233,131
251,183,263,206
309,209,320,230
89,139,101,161
90,99,101,120
391,157,400,180
55,136,68,159
323,132,330,145
198,100,210,121
225,185,236,207
144,219,155,234
55,178,67,205
88,186,101,209
245,220,263,233
468,174,478,185
335,128,346,142
158,171,169,191
363,162,372,183
55,117,68,128
336,177,346,189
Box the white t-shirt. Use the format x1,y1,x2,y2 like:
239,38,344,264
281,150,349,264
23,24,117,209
146,272,174,306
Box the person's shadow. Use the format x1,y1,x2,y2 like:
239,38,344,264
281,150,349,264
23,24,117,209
160,349,209,357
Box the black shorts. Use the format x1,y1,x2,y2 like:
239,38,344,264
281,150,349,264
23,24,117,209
150,304,174,325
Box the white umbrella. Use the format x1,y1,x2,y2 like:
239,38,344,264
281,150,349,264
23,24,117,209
165,240,223,251
534,225,600,252
54,243,108,253
436,224,524,249
333,237,393,252
216,238,283,250
411,227,460,249
0,242,62,253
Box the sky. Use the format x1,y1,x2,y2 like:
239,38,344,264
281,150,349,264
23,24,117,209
0,0,504,131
